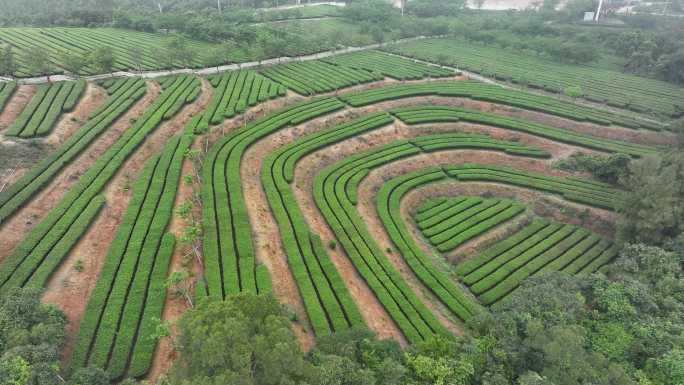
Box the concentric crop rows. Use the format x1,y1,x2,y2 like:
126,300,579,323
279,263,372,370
385,38,684,118
455,219,617,305
196,75,648,342
391,105,655,157
324,50,453,80
415,197,526,253
5,80,85,137
376,165,618,307
313,133,555,341
261,114,395,335
0,75,199,293
71,118,199,381
0,78,146,223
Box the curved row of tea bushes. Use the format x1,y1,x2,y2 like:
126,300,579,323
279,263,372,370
443,164,619,210
200,70,285,130
261,114,393,335
373,163,619,308
0,78,146,223
5,80,85,137
324,50,453,80
339,81,663,131
72,118,199,381
313,133,548,341
376,169,485,323
201,97,345,300
0,75,199,293
391,105,655,157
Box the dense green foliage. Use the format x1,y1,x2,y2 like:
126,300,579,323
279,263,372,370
162,241,684,385
160,293,313,385
0,288,65,385
555,152,632,184
617,151,684,246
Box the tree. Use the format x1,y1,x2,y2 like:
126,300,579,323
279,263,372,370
655,48,684,85
165,269,194,308
555,152,631,184
166,36,194,69
0,45,17,77
564,85,583,99
130,46,143,73
67,366,109,385
617,152,684,245
26,46,53,81
59,50,88,77
166,294,313,385
0,288,66,385
207,40,236,72
90,46,115,75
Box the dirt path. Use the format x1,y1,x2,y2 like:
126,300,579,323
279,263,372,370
0,84,36,133
42,78,211,367
0,82,160,260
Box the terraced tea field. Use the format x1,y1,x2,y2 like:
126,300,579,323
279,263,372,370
385,38,684,119
0,40,677,382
